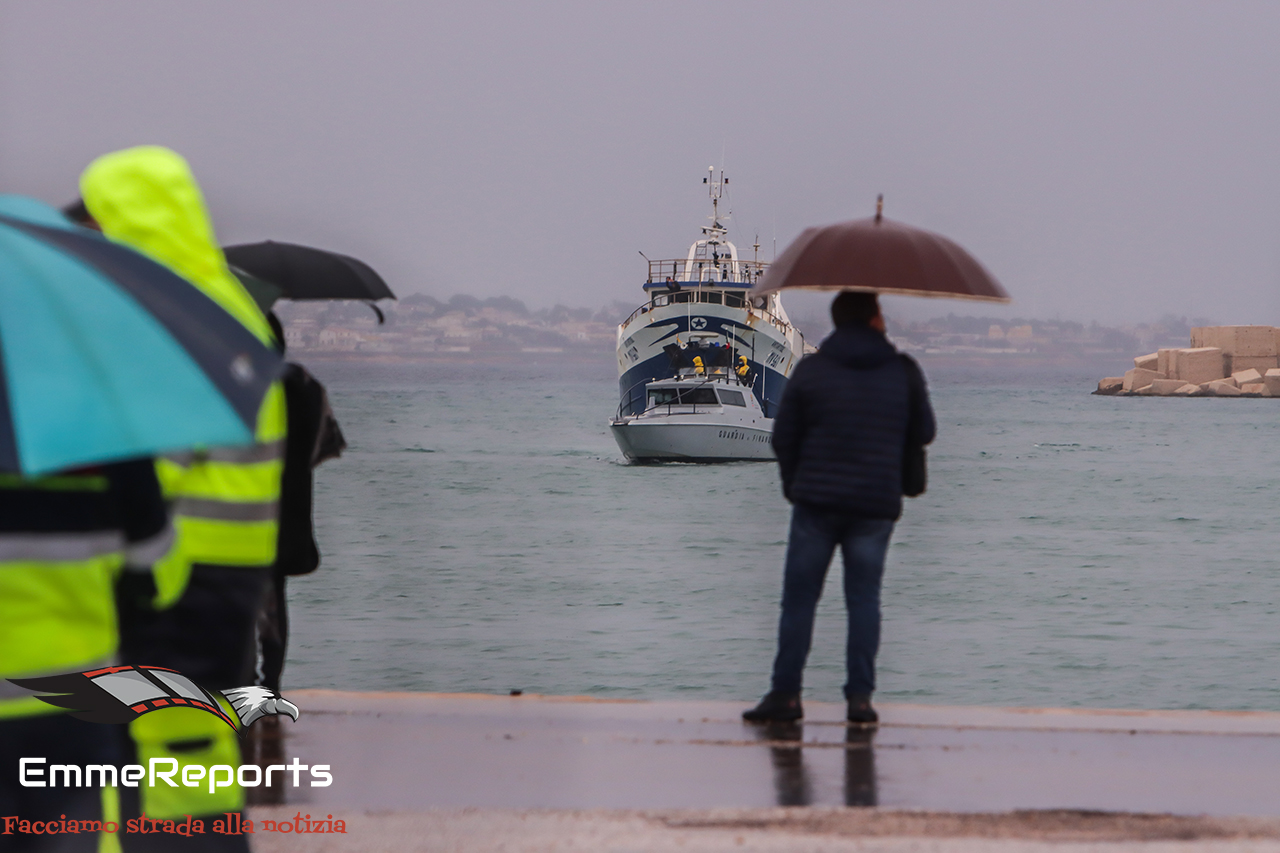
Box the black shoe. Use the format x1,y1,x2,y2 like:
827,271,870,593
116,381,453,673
846,694,878,726
743,691,802,722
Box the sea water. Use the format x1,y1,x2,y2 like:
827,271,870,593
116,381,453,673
285,359,1280,712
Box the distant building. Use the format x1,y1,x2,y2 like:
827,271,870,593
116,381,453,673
283,327,309,349
318,327,363,351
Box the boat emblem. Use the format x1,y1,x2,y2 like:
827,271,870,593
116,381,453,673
690,317,708,330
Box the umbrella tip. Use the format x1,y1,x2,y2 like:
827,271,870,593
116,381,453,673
875,194,883,224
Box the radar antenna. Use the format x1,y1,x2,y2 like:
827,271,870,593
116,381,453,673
701,166,729,239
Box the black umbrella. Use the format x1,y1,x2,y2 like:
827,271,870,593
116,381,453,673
223,241,395,322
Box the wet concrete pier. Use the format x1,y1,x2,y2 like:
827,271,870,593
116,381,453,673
257,690,1280,815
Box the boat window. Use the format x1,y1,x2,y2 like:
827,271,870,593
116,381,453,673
702,292,722,304
647,387,719,407
724,293,744,308
653,295,669,307
718,389,746,407
671,292,692,304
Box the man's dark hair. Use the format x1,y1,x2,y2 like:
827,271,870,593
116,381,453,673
830,291,880,328
62,199,92,224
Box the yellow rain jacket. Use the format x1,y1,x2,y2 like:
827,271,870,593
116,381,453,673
81,146,287,818
81,146,286,601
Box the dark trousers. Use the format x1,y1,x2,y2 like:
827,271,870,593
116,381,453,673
769,504,895,699
0,715,126,853
256,571,288,693
118,565,268,691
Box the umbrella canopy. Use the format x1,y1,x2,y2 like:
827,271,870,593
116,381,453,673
0,196,283,476
752,203,1009,303
223,241,394,305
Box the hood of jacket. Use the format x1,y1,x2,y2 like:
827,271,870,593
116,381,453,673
79,146,274,345
818,324,899,369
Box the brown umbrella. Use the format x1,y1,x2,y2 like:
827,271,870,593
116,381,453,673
751,197,1010,303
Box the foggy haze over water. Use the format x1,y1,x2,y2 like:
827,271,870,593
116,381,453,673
4,2,1280,325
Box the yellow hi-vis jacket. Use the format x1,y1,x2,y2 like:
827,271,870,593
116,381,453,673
81,146,287,605
0,463,171,720
81,146,285,820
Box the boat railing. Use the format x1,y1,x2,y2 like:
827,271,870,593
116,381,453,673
619,298,796,335
646,258,768,286
616,376,656,419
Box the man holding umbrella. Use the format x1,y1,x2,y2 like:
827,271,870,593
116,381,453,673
744,291,935,725
743,199,1007,725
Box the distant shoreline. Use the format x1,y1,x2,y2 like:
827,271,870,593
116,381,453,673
294,348,1129,372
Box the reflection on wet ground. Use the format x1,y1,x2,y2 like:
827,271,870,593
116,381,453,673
754,722,876,807
242,716,287,806
246,691,1280,815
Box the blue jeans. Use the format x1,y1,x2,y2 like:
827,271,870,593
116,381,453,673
769,504,895,699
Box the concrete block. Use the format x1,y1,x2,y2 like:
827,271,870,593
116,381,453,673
1208,380,1242,396
1095,377,1124,395
1158,348,1178,376
1232,368,1264,386
1135,384,1157,395
1191,326,1277,356
1149,378,1186,396
1134,352,1159,371
1230,326,1275,356
1173,383,1200,396
1241,383,1265,396
1171,348,1225,385
1264,368,1280,396
1123,368,1160,392
1228,355,1278,375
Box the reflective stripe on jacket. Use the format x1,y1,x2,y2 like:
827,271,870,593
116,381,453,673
0,461,169,719
151,381,287,604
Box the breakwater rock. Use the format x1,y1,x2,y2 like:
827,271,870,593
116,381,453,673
1096,326,1280,397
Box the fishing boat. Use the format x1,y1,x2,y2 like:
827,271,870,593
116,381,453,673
610,169,808,461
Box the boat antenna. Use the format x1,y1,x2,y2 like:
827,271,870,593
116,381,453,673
706,166,723,230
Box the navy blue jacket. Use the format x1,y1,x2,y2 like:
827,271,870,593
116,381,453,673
771,325,936,519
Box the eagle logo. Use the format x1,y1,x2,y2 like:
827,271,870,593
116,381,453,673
222,686,300,728
8,665,300,733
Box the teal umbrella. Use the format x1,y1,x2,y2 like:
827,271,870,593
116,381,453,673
0,195,283,476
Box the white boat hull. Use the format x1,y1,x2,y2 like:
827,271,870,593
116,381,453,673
610,418,774,462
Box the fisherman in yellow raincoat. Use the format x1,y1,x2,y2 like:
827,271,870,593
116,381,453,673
75,146,287,851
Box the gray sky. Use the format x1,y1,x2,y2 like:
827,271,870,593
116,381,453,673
4,1,1279,324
